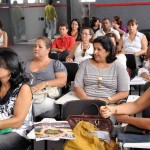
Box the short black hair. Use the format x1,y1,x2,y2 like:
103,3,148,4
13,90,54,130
0,47,26,88
59,22,68,29
93,36,117,63
49,0,53,5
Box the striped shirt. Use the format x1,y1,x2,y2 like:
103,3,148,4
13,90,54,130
74,59,130,98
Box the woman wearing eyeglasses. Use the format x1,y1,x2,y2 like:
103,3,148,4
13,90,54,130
66,27,94,64
74,36,130,106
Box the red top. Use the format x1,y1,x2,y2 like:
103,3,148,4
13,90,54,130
52,35,75,51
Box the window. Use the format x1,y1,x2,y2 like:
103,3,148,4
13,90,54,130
11,0,23,4
80,0,96,2
27,0,46,3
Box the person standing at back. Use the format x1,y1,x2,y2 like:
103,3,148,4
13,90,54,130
44,0,57,39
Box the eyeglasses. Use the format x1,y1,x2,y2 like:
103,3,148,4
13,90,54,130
81,33,90,36
82,49,86,57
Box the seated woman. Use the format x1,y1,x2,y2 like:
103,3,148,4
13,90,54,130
66,27,94,64
74,36,130,105
100,87,150,130
90,17,101,34
0,48,32,150
119,18,148,67
0,20,8,48
138,45,150,80
24,36,67,117
106,33,127,68
68,18,81,42
112,16,127,36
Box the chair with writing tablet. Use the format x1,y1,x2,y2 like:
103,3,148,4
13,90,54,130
62,62,79,93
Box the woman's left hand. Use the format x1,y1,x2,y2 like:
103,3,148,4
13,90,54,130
98,98,110,104
31,82,46,93
115,114,129,123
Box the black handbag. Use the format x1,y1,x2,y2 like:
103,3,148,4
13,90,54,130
123,124,150,135
67,103,113,133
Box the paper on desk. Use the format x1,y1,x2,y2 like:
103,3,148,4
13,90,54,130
127,95,140,102
55,91,80,105
130,76,146,82
92,130,110,144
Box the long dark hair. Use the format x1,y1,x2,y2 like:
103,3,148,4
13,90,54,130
0,47,26,88
68,19,81,41
93,36,117,63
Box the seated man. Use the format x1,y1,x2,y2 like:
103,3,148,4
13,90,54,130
52,23,75,61
93,18,120,41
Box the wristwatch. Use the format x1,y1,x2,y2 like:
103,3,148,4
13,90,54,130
107,96,112,101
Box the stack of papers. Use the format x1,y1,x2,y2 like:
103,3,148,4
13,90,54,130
34,121,75,141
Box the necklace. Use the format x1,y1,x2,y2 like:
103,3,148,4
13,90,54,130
97,63,106,88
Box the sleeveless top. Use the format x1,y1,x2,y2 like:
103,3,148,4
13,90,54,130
122,31,143,54
0,32,4,46
0,84,33,138
74,43,94,64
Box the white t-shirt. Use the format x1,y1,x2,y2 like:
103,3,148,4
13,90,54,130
93,28,120,40
116,53,127,68
74,43,94,64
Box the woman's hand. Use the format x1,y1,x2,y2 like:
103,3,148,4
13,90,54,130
31,82,46,93
115,114,130,123
66,58,73,62
98,98,110,104
100,105,116,118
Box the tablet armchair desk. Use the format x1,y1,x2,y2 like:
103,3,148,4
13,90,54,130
129,76,147,95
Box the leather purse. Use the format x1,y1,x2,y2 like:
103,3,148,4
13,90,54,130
67,103,113,133
123,124,150,135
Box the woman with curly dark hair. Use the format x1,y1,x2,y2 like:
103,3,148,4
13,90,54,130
90,17,101,33
0,47,32,150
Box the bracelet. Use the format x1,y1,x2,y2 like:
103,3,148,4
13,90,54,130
114,106,117,114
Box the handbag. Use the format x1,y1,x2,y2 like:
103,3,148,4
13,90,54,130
33,86,60,104
63,121,118,150
67,104,113,133
123,124,150,135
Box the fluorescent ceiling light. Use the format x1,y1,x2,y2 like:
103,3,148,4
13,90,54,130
80,0,96,2
56,0,60,3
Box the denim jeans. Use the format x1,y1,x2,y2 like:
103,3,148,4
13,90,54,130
46,20,55,39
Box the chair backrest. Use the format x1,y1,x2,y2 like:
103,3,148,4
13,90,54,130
62,100,106,120
49,52,59,60
139,29,150,44
62,62,79,82
125,54,137,78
